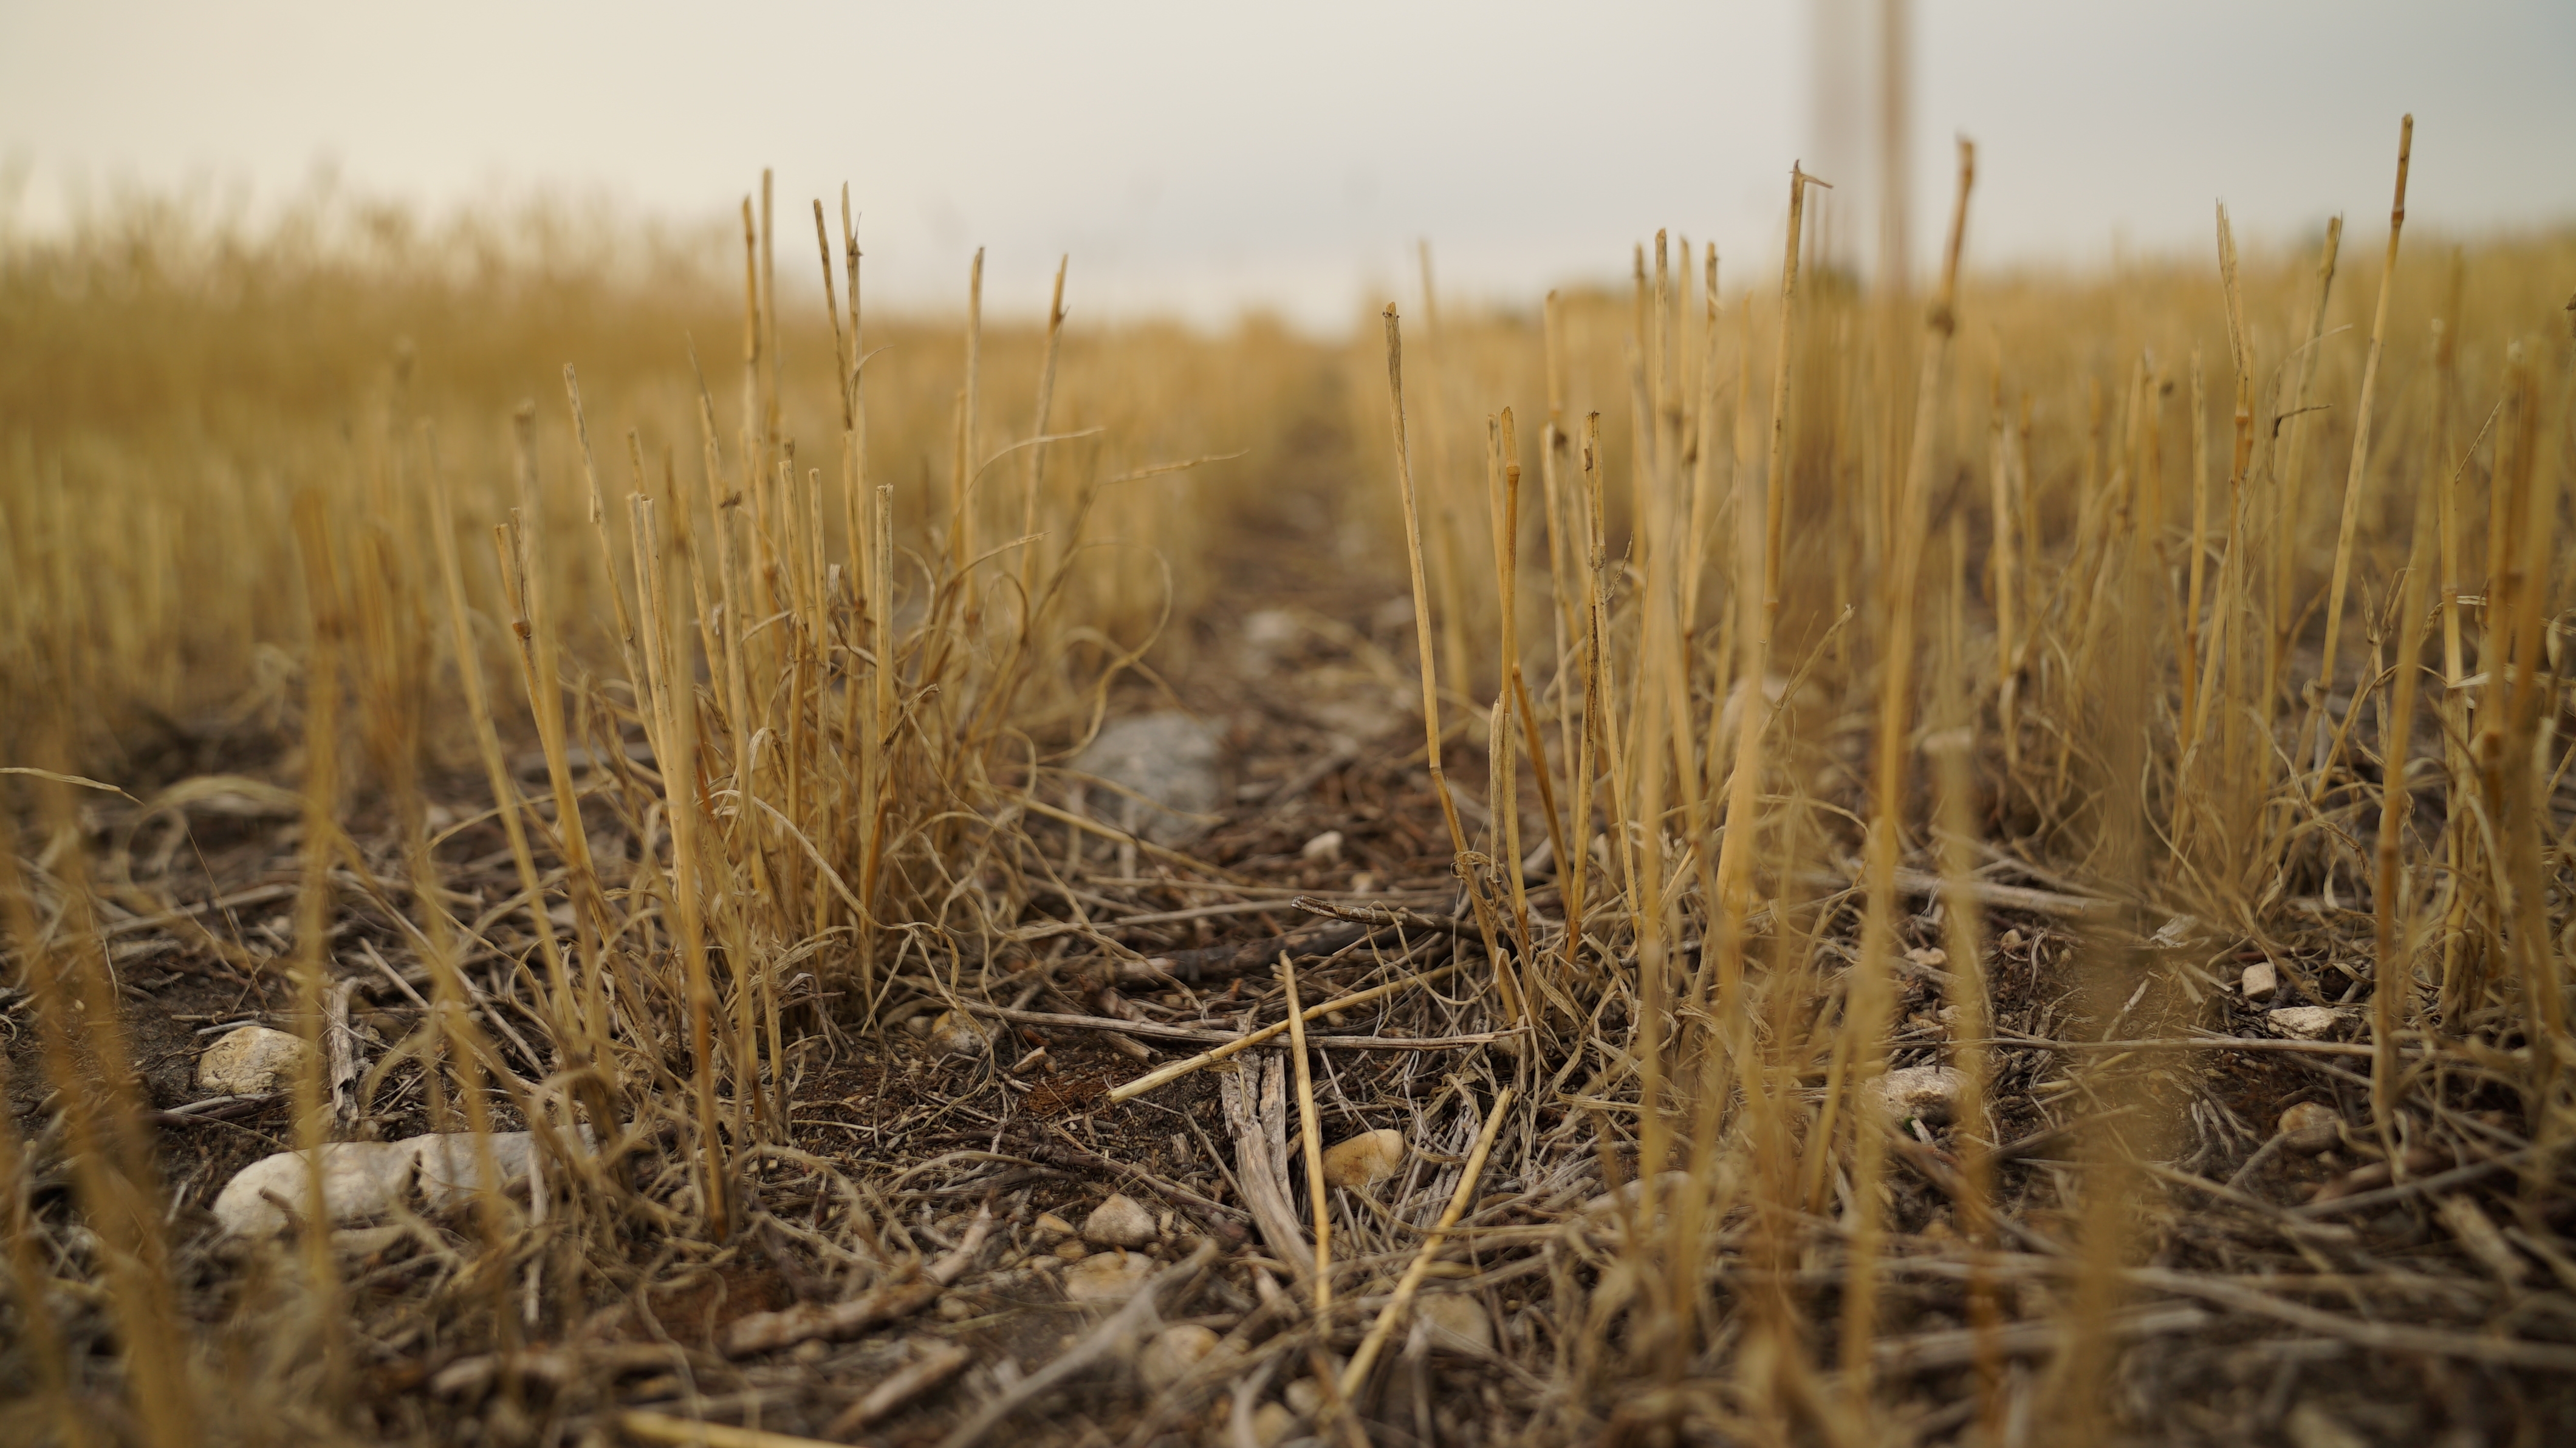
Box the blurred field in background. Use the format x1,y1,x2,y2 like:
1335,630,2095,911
4,143,2575,1447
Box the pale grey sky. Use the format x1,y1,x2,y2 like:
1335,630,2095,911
4,1,2571,330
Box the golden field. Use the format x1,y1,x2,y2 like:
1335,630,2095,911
4,138,2575,1446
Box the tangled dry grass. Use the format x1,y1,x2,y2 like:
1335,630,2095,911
5,130,2576,1447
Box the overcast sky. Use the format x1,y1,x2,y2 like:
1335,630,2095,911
4,1,2571,330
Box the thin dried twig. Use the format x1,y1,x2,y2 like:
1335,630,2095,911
1109,963,1467,1102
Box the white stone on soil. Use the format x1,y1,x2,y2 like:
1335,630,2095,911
1582,1170,1695,1220
1241,610,1303,661
212,1129,559,1238
2241,960,2280,1001
1415,1293,1493,1354
1139,1323,1221,1389
1320,1129,1405,1190
212,1141,415,1239
412,1130,544,1209
2267,1006,2353,1040
1082,1192,1158,1248
928,1010,990,1058
1062,1248,1156,1302
1072,713,1224,845
1874,1065,1967,1125
2276,1101,2341,1155
1250,1402,1298,1448
195,1025,315,1096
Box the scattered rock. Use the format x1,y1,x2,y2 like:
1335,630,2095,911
928,1010,990,1058
2276,1102,2341,1155
1241,610,1303,662
1583,1170,1696,1218
1062,1248,1155,1302
1083,1193,1158,1248
196,1025,315,1096
1321,1129,1406,1190
1250,1401,1299,1448
1071,713,1224,845
1874,1065,1966,1125
1139,1323,1221,1390
2267,1006,2353,1040
1300,830,1345,866
413,1130,546,1209
1031,1211,1076,1241
213,1129,560,1238
1284,1379,1323,1416
1053,1238,1091,1263
937,1294,973,1321
2241,960,2280,1001
1414,1293,1492,1354
213,1141,415,1238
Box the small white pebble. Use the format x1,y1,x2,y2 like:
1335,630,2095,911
1083,1193,1157,1248
1139,1323,1221,1390
1415,1293,1493,1354
2277,1101,2340,1154
2267,1006,2352,1040
1320,1129,1407,1190
1874,1065,1967,1126
196,1025,314,1097
929,1010,991,1057
1251,1402,1298,1448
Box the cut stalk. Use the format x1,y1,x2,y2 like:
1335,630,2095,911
1839,137,1974,1394
2309,115,2414,794
1382,305,1518,1022
1279,954,1332,1311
